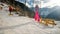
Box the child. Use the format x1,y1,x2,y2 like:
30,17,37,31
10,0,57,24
9,5,13,15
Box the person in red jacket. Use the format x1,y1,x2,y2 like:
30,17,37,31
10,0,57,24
9,5,13,15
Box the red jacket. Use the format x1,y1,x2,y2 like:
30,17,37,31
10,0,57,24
9,6,13,11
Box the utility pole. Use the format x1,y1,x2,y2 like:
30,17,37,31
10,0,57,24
25,0,26,5
24,0,27,16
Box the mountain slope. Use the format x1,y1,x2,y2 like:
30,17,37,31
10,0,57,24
0,0,35,18
46,6,60,20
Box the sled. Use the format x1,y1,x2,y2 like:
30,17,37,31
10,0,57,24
40,18,56,26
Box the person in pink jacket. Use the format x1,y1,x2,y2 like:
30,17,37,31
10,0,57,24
34,5,40,22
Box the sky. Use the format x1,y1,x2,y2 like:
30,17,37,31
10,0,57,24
15,0,60,8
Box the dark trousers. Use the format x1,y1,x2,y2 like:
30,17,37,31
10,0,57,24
9,10,12,15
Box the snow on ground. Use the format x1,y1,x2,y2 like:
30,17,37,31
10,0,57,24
0,2,60,34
